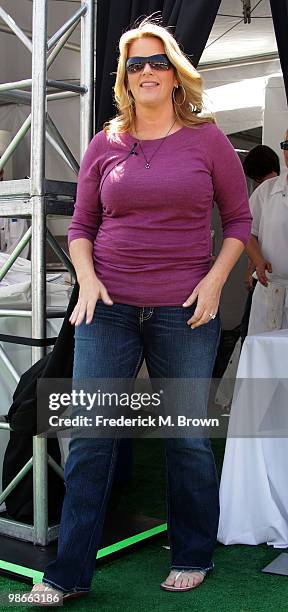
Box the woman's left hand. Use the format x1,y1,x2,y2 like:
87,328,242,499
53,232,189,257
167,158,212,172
183,273,223,329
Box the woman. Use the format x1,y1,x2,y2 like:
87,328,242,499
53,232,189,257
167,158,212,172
31,18,251,603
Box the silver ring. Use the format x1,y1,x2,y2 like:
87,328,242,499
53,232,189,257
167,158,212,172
209,313,216,319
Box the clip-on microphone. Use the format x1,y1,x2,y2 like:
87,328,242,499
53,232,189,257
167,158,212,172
130,142,138,155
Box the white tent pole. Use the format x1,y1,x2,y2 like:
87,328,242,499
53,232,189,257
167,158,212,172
47,2,87,50
0,16,81,94
80,0,95,159
0,6,32,52
0,16,82,171
0,0,96,547
46,114,80,174
30,0,48,547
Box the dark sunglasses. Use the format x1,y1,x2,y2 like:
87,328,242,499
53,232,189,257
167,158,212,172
280,140,288,150
126,54,171,74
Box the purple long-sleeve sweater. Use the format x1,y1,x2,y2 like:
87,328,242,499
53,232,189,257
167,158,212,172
68,122,251,306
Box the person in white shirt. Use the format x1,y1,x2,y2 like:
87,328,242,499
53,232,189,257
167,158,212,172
246,130,288,334
240,145,280,341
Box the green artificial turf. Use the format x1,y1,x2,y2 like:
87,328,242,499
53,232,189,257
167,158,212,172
0,539,287,612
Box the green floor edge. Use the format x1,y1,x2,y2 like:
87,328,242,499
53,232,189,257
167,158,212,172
0,523,167,585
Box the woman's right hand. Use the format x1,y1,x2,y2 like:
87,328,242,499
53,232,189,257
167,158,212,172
69,274,113,326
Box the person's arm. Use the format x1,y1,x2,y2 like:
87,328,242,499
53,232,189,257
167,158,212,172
183,238,245,328
183,125,251,328
69,239,113,326
245,184,272,287
244,257,256,291
245,234,272,287
68,133,113,326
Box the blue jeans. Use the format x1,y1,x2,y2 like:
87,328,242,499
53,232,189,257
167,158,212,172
43,301,220,593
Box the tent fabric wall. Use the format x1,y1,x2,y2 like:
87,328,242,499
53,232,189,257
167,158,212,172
270,0,288,104
95,0,221,130
263,75,288,167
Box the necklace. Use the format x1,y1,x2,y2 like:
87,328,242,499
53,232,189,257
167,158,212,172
135,119,177,169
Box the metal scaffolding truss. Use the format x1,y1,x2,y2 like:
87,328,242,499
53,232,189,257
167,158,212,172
0,0,95,545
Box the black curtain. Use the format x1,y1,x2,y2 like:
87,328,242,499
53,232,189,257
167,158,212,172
95,0,221,131
270,0,288,104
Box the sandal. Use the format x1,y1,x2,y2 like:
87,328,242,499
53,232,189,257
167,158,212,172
28,582,88,606
160,568,207,592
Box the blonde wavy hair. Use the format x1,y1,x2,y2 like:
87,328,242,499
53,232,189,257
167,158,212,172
104,17,215,135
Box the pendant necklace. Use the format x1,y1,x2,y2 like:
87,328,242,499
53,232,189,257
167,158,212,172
136,119,177,169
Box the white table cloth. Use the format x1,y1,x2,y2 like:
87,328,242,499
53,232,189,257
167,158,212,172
218,329,288,548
